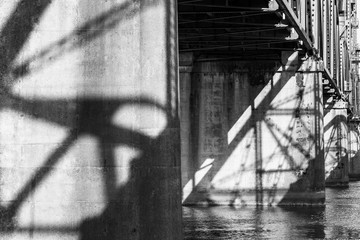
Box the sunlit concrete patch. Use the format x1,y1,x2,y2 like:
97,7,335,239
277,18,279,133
139,4,167,105
213,129,255,190
112,104,167,138
14,201,103,239
21,195,106,227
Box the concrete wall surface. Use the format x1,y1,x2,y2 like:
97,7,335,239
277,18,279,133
0,0,182,239
181,52,325,206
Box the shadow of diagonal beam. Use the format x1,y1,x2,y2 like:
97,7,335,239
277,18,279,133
3,119,154,219
184,66,298,203
10,0,138,81
6,130,78,216
0,92,162,216
0,91,165,131
0,0,52,76
324,114,347,133
324,123,337,161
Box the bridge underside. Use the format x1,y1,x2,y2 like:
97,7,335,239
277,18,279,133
178,0,357,206
178,0,298,62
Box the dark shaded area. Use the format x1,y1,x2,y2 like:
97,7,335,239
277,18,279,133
178,0,297,61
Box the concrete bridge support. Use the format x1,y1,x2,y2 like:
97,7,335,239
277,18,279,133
348,122,360,180
0,0,182,239
181,52,325,206
324,100,349,187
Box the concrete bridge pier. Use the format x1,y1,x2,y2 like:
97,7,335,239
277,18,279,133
180,51,325,206
324,100,350,187
348,121,360,180
0,0,182,239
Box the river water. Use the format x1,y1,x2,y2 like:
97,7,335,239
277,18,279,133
183,181,360,239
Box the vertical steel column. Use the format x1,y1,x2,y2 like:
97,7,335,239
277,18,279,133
310,0,319,49
323,0,329,69
335,3,341,88
330,0,335,77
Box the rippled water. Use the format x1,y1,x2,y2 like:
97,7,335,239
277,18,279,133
183,181,360,239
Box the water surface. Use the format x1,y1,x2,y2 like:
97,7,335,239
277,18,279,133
183,181,360,239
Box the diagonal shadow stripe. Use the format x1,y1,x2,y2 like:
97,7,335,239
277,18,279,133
0,0,52,76
6,130,78,216
324,114,347,133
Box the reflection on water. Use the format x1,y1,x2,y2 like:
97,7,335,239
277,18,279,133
183,182,360,239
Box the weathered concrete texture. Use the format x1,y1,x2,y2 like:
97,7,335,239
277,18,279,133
181,52,325,206
179,66,192,188
324,100,349,187
0,0,182,239
348,122,360,180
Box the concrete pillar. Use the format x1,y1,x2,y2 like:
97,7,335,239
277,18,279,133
0,1,182,239
179,53,193,189
348,121,360,180
357,82,360,114
181,53,325,206
324,100,349,187
182,62,229,205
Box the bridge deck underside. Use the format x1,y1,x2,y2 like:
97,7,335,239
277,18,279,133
178,0,299,62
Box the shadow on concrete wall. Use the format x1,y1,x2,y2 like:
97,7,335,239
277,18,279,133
0,0,182,239
182,57,324,206
348,123,360,180
323,98,349,187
